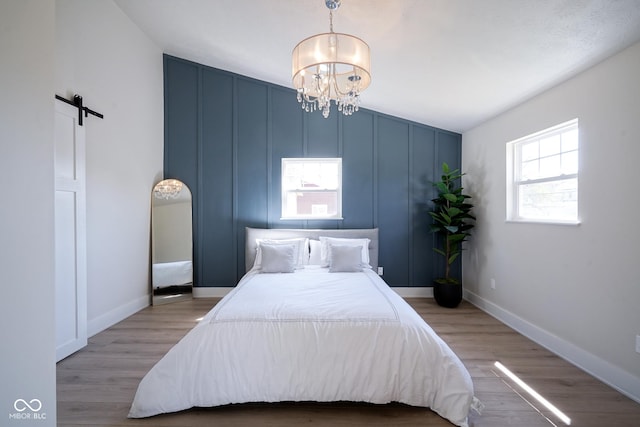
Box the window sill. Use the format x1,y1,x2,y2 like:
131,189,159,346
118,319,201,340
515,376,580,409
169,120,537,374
506,218,581,226
280,217,344,221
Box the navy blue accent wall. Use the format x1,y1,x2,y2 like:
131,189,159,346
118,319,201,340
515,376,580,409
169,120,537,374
163,55,462,287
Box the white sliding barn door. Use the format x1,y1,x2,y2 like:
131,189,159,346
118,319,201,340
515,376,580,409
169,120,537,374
54,100,87,361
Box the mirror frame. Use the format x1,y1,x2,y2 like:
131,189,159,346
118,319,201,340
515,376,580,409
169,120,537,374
151,179,193,305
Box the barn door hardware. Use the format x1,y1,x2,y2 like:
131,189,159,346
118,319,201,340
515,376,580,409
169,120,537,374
54,94,103,126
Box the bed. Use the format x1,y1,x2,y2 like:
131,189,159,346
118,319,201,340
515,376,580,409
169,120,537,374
129,227,479,426
152,260,192,288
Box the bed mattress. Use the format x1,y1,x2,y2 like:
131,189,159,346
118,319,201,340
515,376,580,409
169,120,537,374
129,266,475,426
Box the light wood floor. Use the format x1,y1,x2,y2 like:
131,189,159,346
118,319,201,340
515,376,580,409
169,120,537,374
57,298,640,426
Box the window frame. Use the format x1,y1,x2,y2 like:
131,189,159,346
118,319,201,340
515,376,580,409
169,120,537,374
506,119,580,225
280,157,343,220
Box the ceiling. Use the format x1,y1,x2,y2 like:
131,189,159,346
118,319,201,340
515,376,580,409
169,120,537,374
115,0,640,133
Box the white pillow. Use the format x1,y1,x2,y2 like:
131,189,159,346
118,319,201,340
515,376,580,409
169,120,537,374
319,236,370,267
329,245,364,272
308,239,322,265
254,238,309,269
260,244,296,273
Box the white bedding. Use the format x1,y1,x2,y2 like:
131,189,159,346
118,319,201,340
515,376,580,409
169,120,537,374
152,260,193,288
129,267,476,426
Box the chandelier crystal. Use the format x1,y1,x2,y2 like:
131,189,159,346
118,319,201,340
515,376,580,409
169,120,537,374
153,179,183,200
292,0,371,118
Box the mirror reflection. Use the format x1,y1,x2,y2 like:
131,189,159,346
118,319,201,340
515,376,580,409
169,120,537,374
151,179,193,305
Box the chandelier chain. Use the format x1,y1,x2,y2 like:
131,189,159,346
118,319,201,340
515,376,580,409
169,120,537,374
329,9,334,33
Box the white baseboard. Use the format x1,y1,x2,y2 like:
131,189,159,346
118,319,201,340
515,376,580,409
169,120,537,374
87,294,150,338
193,287,235,298
392,287,434,298
193,286,434,299
464,289,640,404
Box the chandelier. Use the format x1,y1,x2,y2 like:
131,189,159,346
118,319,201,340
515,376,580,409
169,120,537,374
153,179,183,200
292,0,371,118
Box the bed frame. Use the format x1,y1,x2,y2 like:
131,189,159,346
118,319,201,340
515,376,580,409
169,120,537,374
245,227,379,273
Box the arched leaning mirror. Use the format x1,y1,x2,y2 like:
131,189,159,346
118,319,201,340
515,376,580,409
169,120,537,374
151,179,193,305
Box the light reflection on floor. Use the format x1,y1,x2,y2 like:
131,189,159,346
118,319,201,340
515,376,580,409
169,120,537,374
492,361,571,426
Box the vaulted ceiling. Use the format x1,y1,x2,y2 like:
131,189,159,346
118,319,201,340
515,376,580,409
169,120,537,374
115,0,640,133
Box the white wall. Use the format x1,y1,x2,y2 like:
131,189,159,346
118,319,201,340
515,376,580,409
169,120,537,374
462,41,640,402
153,202,192,263
0,1,57,425
55,0,164,335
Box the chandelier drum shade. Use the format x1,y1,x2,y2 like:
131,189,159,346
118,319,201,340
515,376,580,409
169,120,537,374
292,0,371,118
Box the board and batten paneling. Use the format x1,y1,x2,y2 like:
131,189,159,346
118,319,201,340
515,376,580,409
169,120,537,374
163,55,461,288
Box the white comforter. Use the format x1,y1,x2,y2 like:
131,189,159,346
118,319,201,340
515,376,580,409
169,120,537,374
129,267,475,426
152,260,193,288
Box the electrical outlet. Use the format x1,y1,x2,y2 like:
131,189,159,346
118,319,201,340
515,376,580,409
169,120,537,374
636,335,640,354
490,278,496,289
377,266,383,276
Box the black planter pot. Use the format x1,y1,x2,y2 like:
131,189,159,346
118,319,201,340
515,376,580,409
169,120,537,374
433,282,462,308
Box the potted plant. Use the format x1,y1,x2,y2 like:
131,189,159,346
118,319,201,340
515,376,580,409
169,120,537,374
429,162,475,308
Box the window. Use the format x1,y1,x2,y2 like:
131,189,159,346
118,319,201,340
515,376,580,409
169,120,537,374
281,158,342,220
506,119,579,224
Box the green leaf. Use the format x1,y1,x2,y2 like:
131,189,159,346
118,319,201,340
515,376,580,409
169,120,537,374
437,212,451,225
448,253,460,265
430,213,448,226
442,162,450,174
444,225,458,233
446,207,461,217
448,233,466,242
429,226,442,235
436,182,448,193
444,193,457,202
433,248,446,257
